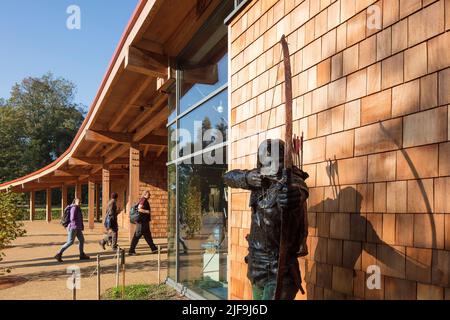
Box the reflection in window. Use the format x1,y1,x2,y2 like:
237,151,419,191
167,164,177,280
177,148,228,299
180,53,228,115
178,90,228,158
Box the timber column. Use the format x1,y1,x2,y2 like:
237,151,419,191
129,143,140,240
102,165,110,218
46,188,52,223
75,183,82,202
95,183,101,222
61,184,68,218
88,179,95,230
29,190,35,221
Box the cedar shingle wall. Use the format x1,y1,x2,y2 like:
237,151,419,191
228,0,450,300
114,156,168,239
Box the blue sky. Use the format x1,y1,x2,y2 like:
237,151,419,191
0,0,139,111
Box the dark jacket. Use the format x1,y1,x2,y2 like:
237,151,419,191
106,199,119,231
223,167,309,287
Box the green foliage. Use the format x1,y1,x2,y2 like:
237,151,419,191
0,190,26,268
180,175,202,238
0,72,85,183
102,284,181,300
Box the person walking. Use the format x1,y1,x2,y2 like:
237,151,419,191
55,198,90,262
99,192,120,251
128,190,158,255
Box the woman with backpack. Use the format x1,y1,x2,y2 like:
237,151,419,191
55,198,90,262
99,192,120,251
128,190,158,256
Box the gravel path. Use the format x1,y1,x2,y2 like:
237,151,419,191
0,221,167,300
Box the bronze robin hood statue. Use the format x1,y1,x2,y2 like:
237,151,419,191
224,35,309,300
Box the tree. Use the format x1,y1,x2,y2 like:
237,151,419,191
0,72,85,183
0,190,26,274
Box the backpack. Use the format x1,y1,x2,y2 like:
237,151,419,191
61,205,72,228
129,203,140,224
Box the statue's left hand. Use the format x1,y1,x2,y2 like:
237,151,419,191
277,184,303,210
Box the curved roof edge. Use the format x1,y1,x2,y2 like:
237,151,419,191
0,0,148,191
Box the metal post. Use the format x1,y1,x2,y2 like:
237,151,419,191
157,245,161,284
97,254,101,300
115,247,120,288
72,270,76,301
121,249,126,300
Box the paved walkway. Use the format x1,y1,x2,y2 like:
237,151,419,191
0,221,167,300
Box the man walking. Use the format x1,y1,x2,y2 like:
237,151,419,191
55,198,90,262
128,190,158,255
99,192,120,251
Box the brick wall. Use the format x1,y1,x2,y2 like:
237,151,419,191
228,0,450,300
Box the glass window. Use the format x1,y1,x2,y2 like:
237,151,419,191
168,124,177,162
177,147,228,300
168,85,177,124
167,164,177,280
180,53,228,115
178,89,228,158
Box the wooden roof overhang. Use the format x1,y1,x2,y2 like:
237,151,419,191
0,0,223,193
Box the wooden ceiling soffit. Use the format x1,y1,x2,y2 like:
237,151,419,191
134,39,165,55
104,145,130,164
133,106,169,142
125,46,168,78
109,77,154,131
128,93,168,133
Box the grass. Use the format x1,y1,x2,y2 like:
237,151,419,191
102,284,183,300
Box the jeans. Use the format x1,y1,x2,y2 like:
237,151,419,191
252,276,299,300
129,222,157,253
59,228,85,256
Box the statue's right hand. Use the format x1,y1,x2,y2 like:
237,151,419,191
246,170,262,188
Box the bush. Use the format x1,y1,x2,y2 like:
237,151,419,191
0,190,26,273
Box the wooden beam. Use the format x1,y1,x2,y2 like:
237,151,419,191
104,145,129,164
55,169,93,176
38,176,79,183
133,107,169,142
125,46,168,78
30,191,35,221
85,130,166,146
69,157,104,166
140,135,167,146
85,130,133,144
134,39,165,55
69,157,129,166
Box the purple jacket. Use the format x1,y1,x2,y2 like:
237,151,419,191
69,205,84,231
